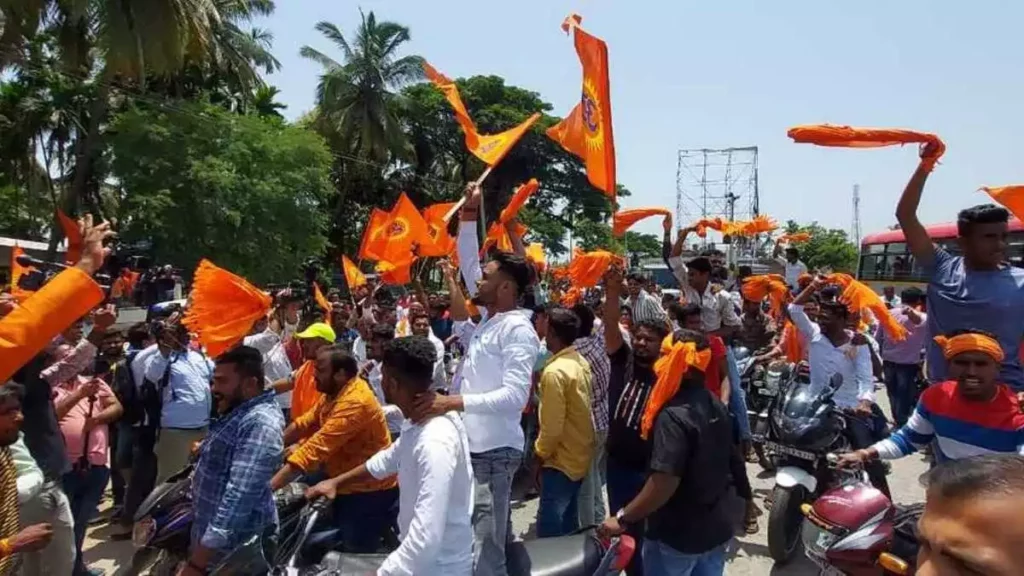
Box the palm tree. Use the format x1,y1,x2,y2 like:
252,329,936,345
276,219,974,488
300,10,425,166
250,85,286,118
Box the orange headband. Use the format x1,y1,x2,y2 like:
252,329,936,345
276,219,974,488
640,336,712,439
934,334,1004,363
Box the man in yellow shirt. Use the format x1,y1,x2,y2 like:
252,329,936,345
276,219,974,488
534,307,595,537
269,345,397,552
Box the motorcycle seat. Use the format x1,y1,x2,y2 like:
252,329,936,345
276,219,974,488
506,531,605,576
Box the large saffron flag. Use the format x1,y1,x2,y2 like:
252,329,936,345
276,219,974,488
381,193,430,264
981,186,1024,223
182,260,273,358
547,14,616,198
359,208,391,261
482,179,540,253
424,62,541,168
341,255,367,290
56,210,82,264
420,202,458,258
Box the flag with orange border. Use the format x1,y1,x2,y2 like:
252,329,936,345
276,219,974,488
423,62,541,168
547,14,616,198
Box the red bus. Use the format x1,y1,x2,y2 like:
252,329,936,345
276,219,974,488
857,219,1024,292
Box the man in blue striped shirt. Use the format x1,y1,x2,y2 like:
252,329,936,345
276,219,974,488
182,346,284,575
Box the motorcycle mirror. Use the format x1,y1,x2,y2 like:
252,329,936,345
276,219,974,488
828,373,844,389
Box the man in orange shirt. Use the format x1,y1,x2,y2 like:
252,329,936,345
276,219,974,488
271,323,335,422
269,345,396,553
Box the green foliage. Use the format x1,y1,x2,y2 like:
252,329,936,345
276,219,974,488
783,220,859,273
108,102,333,283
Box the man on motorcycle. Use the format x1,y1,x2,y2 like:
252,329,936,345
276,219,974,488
307,336,473,575
788,278,890,496
184,346,285,575
838,330,1024,468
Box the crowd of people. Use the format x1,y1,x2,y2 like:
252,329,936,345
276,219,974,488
0,150,1024,576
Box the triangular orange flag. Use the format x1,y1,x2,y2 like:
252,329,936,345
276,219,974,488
482,221,528,255
612,208,671,237
420,202,458,258
341,255,367,290
981,186,1024,223
382,193,430,264
313,282,332,323
424,62,541,168
182,259,273,358
56,210,82,264
547,14,616,198
359,208,391,261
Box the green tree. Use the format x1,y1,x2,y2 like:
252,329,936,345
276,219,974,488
108,102,333,283
782,220,859,273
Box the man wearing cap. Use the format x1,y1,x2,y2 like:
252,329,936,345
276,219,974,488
272,322,336,422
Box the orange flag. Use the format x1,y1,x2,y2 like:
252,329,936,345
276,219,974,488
423,62,541,168
778,232,812,244
547,14,616,198
981,186,1024,223
341,255,367,290
498,179,540,224
482,221,528,255
642,338,711,439
612,208,671,237
9,246,36,302
741,275,791,318
787,124,946,171
420,202,458,258
182,259,273,358
313,282,332,322
567,248,622,288
525,243,547,273
382,193,430,264
359,208,391,261
482,179,540,253
824,273,908,341
693,217,724,238
377,259,413,286
56,210,82,264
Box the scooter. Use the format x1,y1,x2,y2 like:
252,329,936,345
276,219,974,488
800,456,920,575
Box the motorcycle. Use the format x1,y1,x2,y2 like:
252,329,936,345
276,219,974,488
800,456,921,575
765,373,856,564
739,352,789,469
124,465,310,576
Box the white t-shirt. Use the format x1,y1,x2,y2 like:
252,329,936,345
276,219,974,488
366,413,473,576
781,259,809,291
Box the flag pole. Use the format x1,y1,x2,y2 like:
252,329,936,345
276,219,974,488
442,166,494,223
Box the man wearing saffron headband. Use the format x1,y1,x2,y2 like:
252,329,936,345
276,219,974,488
896,145,1024,391
839,330,1024,468
598,329,747,576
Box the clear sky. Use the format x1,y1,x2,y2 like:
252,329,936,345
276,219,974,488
260,0,1024,239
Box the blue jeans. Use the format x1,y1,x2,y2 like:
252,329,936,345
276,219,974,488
606,459,647,576
726,347,751,440
643,540,728,576
472,447,522,576
331,487,399,553
883,361,920,427
63,464,110,575
537,468,582,537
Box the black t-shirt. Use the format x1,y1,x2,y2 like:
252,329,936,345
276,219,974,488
607,344,657,471
646,384,737,554
14,355,70,480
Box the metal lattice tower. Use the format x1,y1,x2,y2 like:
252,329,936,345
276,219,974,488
675,147,760,245
851,184,862,247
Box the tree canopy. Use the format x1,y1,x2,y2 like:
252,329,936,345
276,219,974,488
782,220,859,273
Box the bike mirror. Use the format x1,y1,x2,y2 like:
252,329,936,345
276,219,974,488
828,373,844,389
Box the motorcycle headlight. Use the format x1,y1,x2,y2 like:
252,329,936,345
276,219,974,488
132,517,157,548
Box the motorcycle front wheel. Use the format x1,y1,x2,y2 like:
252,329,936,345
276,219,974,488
767,485,806,564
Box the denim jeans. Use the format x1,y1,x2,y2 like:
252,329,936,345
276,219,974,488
472,447,522,576
726,347,752,440
537,468,582,537
606,459,647,576
577,430,607,527
331,487,399,552
642,540,728,576
883,361,920,427
63,464,110,575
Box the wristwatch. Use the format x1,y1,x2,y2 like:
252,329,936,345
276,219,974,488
615,508,632,528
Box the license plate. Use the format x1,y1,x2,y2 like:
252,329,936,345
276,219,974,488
765,441,816,461
758,387,777,396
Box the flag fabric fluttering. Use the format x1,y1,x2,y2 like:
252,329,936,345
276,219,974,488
547,14,616,198
377,259,413,286
56,210,83,264
313,282,332,323
787,124,946,171
359,208,391,261
824,273,908,341
341,255,367,290
525,243,547,274
741,275,791,318
778,232,812,244
567,248,622,288
9,246,36,302
482,179,540,253
182,259,273,358
612,208,671,237
981,186,1024,223
420,202,458,257
423,62,541,168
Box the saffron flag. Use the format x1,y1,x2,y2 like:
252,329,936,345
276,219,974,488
341,255,367,290
547,14,616,197
56,210,83,264
420,202,458,258
787,124,946,170
525,243,547,273
9,246,36,302
612,208,671,237
313,282,332,322
498,179,540,224
359,208,391,261
377,259,413,286
424,62,541,168
482,179,540,253
182,260,273,358
981,186,1024,223
382,193,430,264
778,232,812,244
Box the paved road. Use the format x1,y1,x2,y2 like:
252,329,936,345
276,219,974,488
84,391,928,574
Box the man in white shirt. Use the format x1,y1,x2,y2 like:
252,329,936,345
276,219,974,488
307,336,473,575
411,185,540,576
244,317,293,417
410,310,448,391
363,323,406,437
773,242,809,292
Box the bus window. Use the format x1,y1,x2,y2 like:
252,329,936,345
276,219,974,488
859,254,888,281
867,244,886,254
